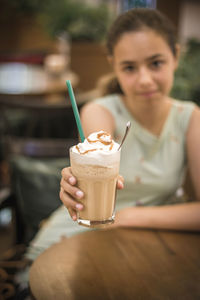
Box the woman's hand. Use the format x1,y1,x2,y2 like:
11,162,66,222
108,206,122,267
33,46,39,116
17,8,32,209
60,167,124,221
60,167,83,221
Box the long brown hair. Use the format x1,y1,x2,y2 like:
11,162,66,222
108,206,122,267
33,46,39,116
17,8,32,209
99,8,177,96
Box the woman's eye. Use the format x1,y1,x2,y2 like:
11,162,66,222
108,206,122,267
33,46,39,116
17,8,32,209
151,60,164,68
123,65,135,72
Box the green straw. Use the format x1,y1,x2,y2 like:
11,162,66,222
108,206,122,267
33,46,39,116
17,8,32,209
66,80,85,142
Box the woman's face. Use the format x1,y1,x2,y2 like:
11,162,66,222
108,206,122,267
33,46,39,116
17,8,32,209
111,30,178,104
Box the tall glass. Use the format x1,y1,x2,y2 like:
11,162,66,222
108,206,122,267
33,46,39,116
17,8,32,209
70,148,121,228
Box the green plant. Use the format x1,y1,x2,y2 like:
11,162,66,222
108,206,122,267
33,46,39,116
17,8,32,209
1,0,113,42
40,0,113,42
171,39,200,106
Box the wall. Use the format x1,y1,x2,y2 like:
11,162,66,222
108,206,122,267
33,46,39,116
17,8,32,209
157,0,181,28
178,0,200,44
71,43,111,91
0,17,55,53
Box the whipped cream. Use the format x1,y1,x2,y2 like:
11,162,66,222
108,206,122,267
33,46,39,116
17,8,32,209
72,131,119,156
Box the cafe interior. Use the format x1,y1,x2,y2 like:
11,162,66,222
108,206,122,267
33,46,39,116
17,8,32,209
0,0,200,299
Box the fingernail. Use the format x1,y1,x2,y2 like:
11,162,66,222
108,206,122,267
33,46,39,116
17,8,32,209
76,203,83,210
118,180,124,189
72,215,77,221
75,190,84,199
69,177,76,185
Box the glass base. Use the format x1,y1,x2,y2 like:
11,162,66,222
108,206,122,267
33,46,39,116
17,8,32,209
77,215,114,228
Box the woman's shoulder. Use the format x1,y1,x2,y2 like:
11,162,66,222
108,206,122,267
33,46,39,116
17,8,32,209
81,94,121,119
171,98,199,133
171,98,198,119
94,93,121,105
93,93,125,116
172,98,197,110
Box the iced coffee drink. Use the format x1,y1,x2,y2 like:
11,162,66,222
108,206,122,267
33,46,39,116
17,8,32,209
70,131,120,228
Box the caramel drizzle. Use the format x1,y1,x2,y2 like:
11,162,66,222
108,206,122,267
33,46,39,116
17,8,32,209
109,142,114,150
98,132,112,145
87,138,99,143
76,145,101,155
76,131,114,155
87,132,112,146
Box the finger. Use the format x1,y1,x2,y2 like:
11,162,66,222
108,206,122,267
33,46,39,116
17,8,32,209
117,175,124,189
60,187,84,211
118,175,124,183
68,207,78,221
61,167,76,185
60,178,84,200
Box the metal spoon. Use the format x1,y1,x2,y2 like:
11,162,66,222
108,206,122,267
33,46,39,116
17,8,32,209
118,121,131,151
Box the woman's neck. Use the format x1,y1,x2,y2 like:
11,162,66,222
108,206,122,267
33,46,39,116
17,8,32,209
122,96,172,136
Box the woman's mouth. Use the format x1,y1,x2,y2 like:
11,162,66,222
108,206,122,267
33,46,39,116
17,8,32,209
139,90,158,98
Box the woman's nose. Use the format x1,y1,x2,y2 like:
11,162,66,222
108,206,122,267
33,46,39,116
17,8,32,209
137,67,153,87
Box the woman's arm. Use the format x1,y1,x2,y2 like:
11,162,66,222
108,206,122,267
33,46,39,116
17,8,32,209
186,106,200,201
114,202,200,231
80,102,115,137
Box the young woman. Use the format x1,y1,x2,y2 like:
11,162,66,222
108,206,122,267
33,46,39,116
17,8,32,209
27,7,200,262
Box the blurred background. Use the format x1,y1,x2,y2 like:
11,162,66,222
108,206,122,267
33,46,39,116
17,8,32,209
0,0,200,258
0,0,200,94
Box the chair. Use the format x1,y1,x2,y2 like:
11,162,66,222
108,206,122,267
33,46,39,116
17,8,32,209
0,96,79,244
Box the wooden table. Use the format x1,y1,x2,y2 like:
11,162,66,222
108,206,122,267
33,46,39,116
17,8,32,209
29,228,200,300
